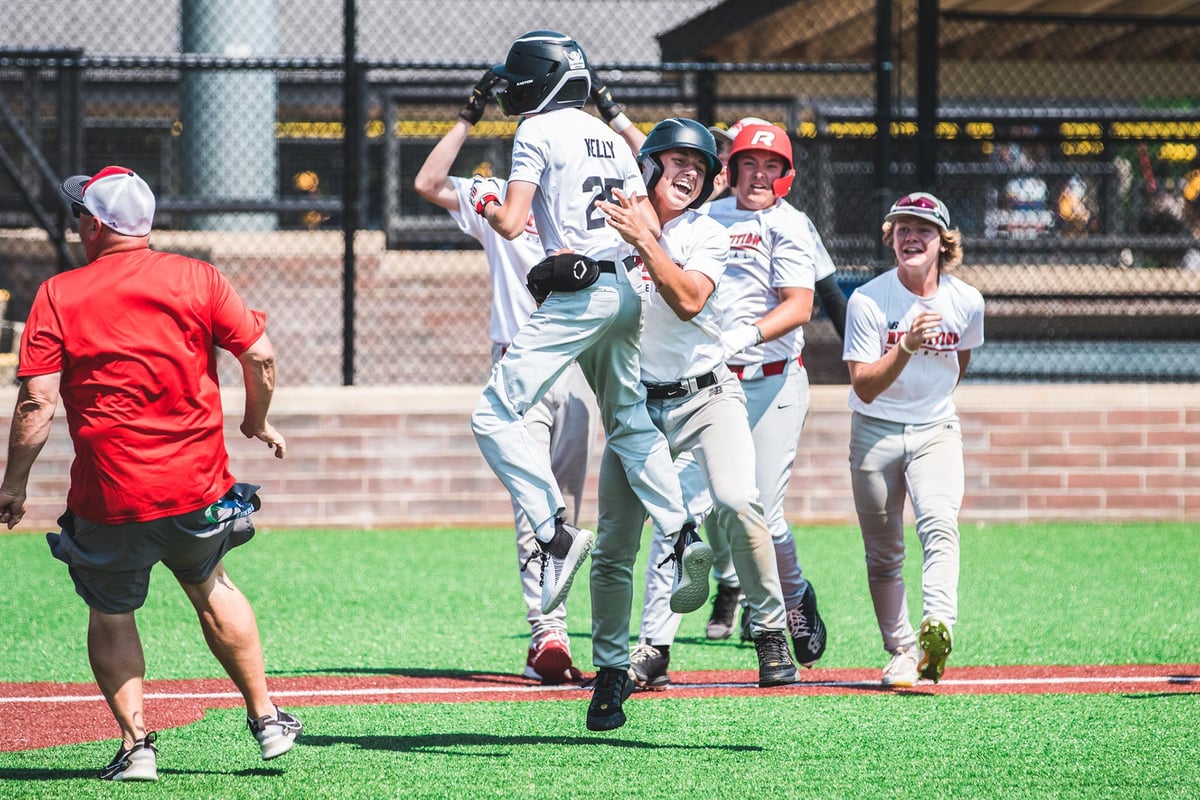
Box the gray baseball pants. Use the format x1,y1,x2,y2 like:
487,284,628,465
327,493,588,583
592,370,785,669
707,363,814,611
472,269,688,542
849,411,963,654
637,453,710,645
492,345,595,638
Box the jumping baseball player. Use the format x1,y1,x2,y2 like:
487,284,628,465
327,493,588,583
589,120,796,725
702,122,835,668
467,35,709,692
414,69,595,685
843,192,984,687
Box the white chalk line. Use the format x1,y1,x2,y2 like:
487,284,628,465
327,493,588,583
2,672,1197,704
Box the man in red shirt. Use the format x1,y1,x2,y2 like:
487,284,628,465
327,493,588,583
0,166,300,781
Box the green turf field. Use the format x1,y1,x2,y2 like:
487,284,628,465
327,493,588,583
1,522,1198,798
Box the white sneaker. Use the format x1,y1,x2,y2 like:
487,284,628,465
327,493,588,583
248,706,303,760
100,731,157,781
664,522,712,614
882,647,920,688
537,519,595,614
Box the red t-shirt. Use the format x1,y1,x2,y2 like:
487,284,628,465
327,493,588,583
18,248,267,524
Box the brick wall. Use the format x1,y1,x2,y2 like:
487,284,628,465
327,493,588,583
2,383,1196,532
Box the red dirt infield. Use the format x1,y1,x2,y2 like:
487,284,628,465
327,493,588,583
3,663,1197,751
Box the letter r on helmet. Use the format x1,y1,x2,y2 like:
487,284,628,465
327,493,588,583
750,130,775,147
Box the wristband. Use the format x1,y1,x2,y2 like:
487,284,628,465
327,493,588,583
752,324,764,346
899,337,918,355
608,112,634,134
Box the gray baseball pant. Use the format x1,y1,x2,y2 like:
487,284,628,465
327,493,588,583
472,270,688,541
493,346,595,638
707,364,813,611
849,411,963,655
592,371,785,669
638,453,710,645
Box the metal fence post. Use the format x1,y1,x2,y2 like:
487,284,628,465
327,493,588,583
342,0,359,386
916,0,939,191
874,0,894,270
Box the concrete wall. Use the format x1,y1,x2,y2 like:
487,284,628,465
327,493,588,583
3,383,1196,533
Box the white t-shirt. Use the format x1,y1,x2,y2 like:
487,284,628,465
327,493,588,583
634,210,730,383
706,196,834,364
508,107,647,263
843,269,985,423
447,176,542,346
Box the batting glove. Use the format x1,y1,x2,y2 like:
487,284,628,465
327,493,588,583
459,68,500,125
721,323,763,360
589,68,624,123
470,176,503,216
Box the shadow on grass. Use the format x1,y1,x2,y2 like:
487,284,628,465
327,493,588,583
301,733,762,755
162,767,287,777
0,766,285,782
0,768,96,781
673,635,749,647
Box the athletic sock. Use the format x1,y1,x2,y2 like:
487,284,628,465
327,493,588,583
535,518,557,544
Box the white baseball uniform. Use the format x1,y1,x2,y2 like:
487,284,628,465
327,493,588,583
470,107,689,562
843,268,985,655
449,177,594,639
701,195,832,621
591,210,786,669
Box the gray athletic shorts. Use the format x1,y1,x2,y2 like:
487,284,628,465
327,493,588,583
46,482,260,614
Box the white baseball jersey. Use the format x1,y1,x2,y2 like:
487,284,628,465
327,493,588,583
448,176,542,346
633,210,730,383
508,107,647,262
706,196,834,364
843,269,985,423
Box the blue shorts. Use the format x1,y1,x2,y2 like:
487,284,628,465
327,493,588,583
46,483,261,614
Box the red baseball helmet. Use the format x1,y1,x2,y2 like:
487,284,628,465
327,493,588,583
728,123,794,198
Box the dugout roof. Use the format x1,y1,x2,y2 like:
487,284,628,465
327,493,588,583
658,0,1200,63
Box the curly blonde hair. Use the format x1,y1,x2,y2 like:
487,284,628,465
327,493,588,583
881,220,963,273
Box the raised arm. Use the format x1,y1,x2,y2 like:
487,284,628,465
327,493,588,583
414,69,501,211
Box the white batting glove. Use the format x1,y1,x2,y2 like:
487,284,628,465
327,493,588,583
721,323,762,360
470,176,503,216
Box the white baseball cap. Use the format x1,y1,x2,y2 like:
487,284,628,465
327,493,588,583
61,166,156,237
884,191,951,231
709,116,770,144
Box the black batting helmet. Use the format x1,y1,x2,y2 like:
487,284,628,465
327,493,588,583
493,31,591,116
638,118,721,209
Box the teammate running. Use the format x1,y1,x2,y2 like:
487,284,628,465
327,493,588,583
587,120,796,730
843,192,984,687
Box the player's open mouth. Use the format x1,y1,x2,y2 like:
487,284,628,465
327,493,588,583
671,179,696,196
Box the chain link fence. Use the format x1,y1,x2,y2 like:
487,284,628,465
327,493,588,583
2,1,1197,388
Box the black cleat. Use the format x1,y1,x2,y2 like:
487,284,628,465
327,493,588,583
587,667,634,731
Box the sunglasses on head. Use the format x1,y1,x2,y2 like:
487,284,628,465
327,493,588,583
895,195,940,211
71,203,92,218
